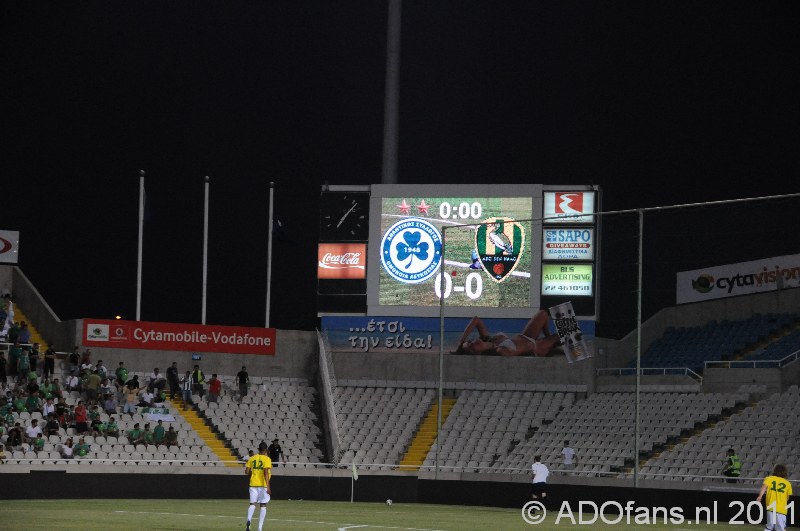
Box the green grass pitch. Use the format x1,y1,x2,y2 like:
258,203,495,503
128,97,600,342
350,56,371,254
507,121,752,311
0,499,751,530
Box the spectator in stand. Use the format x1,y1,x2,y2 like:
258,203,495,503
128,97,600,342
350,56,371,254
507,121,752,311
561,441,578,475
181,371,193,409
18,322,31,344
721,448,742,483
99,378,113,397
153,419,165,446
236,366,250,403
105,416,119,438
26,376,39,397
123,378,139,417
94,360,108,380
166,362,180,401
104,393,118,415
127,423,143,446
207,374,221,403
29,343,40,376
39,378,54,400
0,350,7,388
25,391,42,414
65,373,79,392
7,322,20,345
90,415,104,437
148,368,166,393
55,397,67,426
68,347,80,375
44,413,60,437
88,403,101,423
79,349,92,372
32,432,45,454
42,397,55,418
61,437,74,459
164,426,178,448
51,378,62,399
74,401,89,434
141,423,155,447
7,422,23,447
73,437,90,457
191,365,205,398
8,341,22,379
138,387,155,408
84,370,101,401
16,346,30,383
43,345,56,379
25,418,43,443
0,444,7,464
115,362,128,386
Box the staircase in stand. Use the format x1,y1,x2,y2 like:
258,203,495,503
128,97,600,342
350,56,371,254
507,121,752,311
398,397,456,472
171,397,240,468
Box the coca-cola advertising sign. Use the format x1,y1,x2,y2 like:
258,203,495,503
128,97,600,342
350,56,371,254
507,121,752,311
318,243,367,279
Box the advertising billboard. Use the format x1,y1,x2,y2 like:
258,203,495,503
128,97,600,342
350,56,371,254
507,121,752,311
0,230,19,264
318,243,366,279
676,253,800,304
542,228,595,260
543,191,596,223
541,264,594,296
82,319,276,355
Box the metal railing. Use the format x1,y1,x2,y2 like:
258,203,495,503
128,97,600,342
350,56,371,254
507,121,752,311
705,349,800,369
596,367,703,384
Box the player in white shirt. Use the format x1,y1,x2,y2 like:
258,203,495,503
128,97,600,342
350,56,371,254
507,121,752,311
531,455,550,507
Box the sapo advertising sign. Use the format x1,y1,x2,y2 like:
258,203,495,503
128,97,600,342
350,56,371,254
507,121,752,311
83,319,276,355
676,253,800,304
542,228,594,260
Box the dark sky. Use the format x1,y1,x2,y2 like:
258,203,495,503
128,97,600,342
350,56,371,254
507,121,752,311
4,2,799,336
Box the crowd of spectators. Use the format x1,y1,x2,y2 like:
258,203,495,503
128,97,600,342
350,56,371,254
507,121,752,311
0,337,183,463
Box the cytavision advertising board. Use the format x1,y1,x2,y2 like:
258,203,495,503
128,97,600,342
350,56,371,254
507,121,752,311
676,253,800,304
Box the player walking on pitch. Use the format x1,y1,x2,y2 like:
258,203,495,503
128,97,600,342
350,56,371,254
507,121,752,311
245,441,273,531
756,464,793,531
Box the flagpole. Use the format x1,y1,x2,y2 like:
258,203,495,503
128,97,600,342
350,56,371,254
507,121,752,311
136,170,145,321
202,175,210,325
265,182,274,328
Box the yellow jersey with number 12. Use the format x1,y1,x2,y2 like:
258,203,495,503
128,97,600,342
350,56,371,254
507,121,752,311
763,475,793,515
246,454,273,487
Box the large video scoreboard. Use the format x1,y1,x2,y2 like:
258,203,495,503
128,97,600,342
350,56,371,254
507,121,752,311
319,183,599,319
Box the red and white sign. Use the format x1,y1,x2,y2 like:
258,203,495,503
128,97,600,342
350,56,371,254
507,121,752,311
0,230,20,264
82,319,276,355
318,243,366,279
543,192,595,223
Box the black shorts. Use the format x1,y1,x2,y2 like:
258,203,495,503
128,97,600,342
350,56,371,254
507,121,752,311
532,482,547,496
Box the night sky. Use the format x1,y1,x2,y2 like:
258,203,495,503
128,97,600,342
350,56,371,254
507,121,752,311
4,2,799,337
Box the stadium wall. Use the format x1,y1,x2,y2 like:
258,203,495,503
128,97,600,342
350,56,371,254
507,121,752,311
332,351,596,388
78,329,317,378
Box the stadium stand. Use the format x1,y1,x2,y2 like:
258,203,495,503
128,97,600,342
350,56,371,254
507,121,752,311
198,376,325,467
632,313,797,371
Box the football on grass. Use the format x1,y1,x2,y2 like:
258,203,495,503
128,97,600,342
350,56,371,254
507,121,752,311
386,499,393,506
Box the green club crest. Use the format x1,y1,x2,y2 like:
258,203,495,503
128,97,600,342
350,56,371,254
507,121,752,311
474,217,525,283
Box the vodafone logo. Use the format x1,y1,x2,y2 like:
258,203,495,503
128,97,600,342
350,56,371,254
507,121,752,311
555,193,585,214
0,238,11,254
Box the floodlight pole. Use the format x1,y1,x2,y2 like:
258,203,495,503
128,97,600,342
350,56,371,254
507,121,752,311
435,228,446,480
136,170,145,321
634,209,643,487
201,176,210,325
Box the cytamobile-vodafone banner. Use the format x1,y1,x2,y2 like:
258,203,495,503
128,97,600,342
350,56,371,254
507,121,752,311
82,319,276,355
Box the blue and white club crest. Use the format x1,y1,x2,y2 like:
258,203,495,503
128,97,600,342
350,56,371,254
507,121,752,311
381,218,443,284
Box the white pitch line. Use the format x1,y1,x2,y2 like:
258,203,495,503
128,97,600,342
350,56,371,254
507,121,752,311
114,510,444,531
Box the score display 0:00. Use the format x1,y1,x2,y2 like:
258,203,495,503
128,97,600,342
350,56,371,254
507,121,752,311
438,201,483,220
434,272,483,300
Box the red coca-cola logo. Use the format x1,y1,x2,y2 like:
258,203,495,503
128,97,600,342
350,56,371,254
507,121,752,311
321,252,363,266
